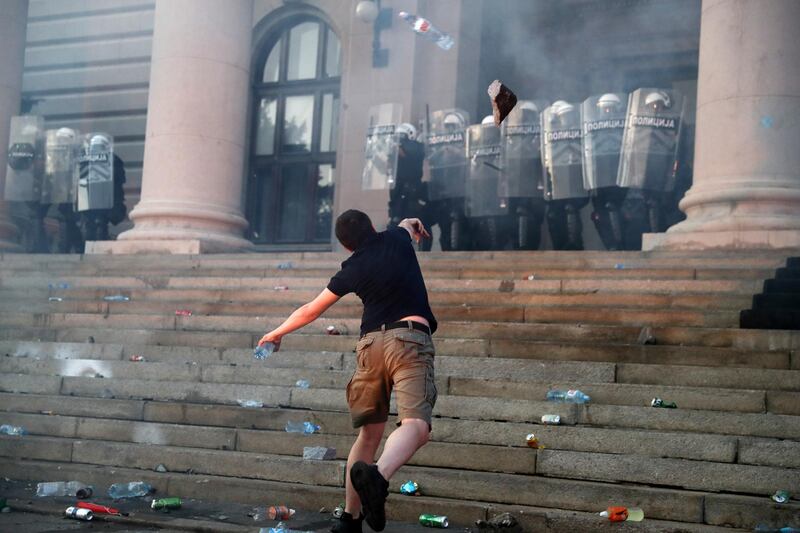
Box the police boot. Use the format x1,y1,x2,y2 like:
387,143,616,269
565,204,584,250
607,204,624,250
646,197,662,233
546,204,568,250
449,215,463,251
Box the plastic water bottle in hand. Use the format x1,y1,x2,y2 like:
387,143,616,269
546,389,591,404
398,11,454,50
254,342,275,360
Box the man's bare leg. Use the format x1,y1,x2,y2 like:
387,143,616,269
376,418,430,480
345,422,385,516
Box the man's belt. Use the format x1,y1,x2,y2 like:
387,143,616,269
367,320,431,336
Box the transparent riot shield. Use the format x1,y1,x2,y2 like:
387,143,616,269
426,109,470,201
541,102,588,201
465,123,507,218
582,93,627,191
500,100,547,200
361,104,403,190
617,88,684,192
43,128,81,205
77,132,114,211
4,115,44,202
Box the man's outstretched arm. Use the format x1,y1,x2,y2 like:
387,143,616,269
258,288,341,351
398,218,431,243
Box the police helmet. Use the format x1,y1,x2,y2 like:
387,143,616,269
396,122,417,141
89,133,112,150
55,128,77,141
519,101,539,113
481,115,495,125
443,112,464,129
644,91,671,110
597,93,622,112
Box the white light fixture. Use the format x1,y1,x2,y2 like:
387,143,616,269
355,0,379,23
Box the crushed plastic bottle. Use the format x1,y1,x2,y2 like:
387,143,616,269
36,481,92,497
398,11,454,50
237,399,264,408
0,424,27,436
295,379,310,389
772,490,791,503
285,421,320,434
546,389,591,404
48,296,64,302
107,481,153,499
102,294,130,302
254,342,275,360
651,397,677,409
614,263,625,269
277,262,293,270
400,480,420,495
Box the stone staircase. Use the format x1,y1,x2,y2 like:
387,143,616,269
0,250,799,532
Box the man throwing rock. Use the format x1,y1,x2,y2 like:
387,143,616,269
258,209,438,533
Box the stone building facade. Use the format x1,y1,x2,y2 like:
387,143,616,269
0,0,798,253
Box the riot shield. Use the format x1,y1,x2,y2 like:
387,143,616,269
77,132,114,211
43,128,80,205
500,100,546,200
4,115,44,202
362,104,402,190
541,102,588,201
617,88,684,192
582,93,627,191
465,122,507,218
426,109,469,201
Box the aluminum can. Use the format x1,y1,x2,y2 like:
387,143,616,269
333,502,345,518
526,433,539,448
419,514,449,528
541,414,561,425
129,355,145,362
151,497,182,510
273,285,289,291
65,506,93,521
268,505,295,520
175,309,192,316
772,490,791,503
400,480,419,495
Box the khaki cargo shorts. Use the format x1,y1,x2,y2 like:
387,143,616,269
346,325,437,429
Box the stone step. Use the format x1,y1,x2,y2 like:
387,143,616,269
616,362,800,391
534,449,799,497
4,354,782,414
4,392,800,467
3,286,754,310
0,273,766,294
0,457,771,531
0,300,738,327
2,338,792,371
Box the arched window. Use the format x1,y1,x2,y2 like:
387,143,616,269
247,17,341,246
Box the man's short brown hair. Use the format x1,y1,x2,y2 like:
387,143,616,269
335,209,376,250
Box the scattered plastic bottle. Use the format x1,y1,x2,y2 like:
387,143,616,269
599,506,644,522
277,262,293,270
129,355,146,362
36,481,91,497
546,389,591,404
48,296,64,302
651,398,677,409
254,342,275,360
0,424,27,436
398,11,454,50
107,481,153,499
103,295,130,302
273,285,289,291
755,526,800,533
237,399,264,408
525,433,539,448
541,414,561,425
614,263,625,269
285,421,320,434
295,379,310,389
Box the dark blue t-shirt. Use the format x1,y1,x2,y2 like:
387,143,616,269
327,226,437,336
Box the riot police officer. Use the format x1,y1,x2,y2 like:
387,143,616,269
542,101,589,250
426,109,470,251
77,133,126,243
582,93,628,250
501,100,547,250
388,123,431,251
618,89,684,248
466,115,508,250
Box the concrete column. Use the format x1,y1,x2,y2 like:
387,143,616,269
0,0,28,251
644,0,800,250
96,0,254,254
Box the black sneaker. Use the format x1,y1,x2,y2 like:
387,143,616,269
350,461,389,532
331,511,363,533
